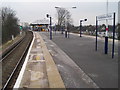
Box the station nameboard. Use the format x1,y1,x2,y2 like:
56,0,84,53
32,19,49,24
97,13,114,21
19,26,23,30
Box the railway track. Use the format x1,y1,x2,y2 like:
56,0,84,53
1,34,25,62
1,31,33,89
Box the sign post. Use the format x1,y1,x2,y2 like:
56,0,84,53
20,26,23,30
19,26,23,35
95,16,98,51
112,12,116,58
96,12,115,58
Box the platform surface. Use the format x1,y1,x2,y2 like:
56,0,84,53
15,32,65,88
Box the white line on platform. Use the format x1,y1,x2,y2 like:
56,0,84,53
70,33,118,43
13,32,35,88
50,45,54,47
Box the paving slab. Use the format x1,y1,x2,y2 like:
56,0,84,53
19,32,49,88
41,31,118,88
14,32,65,89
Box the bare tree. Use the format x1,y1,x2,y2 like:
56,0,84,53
56,7,73,32
2,7,20,44
118,23,120,40
0,8,2,46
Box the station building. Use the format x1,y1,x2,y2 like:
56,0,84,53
30,19,49,31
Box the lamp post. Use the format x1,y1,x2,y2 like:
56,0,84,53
80,19,87,37
104,0,109,54
46,14,52,40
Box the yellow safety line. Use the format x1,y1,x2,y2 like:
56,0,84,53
35,55,40,60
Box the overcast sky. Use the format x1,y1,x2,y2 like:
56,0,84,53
1,0,119,26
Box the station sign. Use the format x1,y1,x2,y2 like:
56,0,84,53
19,26,23,30
97,13,114,21
32,19,49,24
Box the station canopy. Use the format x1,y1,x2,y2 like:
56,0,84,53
30,19,49,26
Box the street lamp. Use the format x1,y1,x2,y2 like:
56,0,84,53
104,0,109,54
46,14,52,40
80,19,87,37
72,6,77,8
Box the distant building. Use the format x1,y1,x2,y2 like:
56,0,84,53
118,1,120,23
30,19,49,31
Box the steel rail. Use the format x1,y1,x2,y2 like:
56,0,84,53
2,32,33,89
0,35,25,63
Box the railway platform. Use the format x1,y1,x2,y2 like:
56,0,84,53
14,32,65,88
